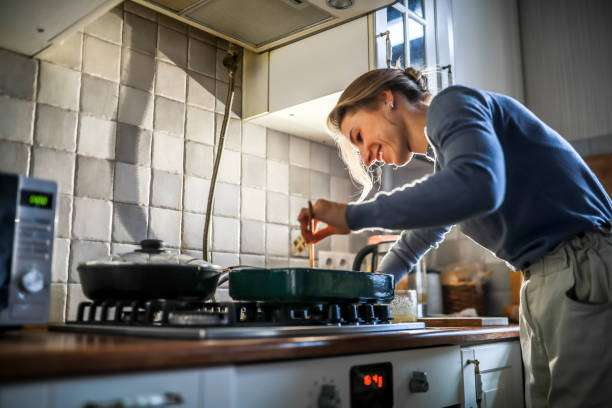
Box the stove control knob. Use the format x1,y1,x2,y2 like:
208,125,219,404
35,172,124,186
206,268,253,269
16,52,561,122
409,371,429,393
318,384,340,408
20,268,45,294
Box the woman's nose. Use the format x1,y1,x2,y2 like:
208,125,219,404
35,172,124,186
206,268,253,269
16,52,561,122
360,146,375,167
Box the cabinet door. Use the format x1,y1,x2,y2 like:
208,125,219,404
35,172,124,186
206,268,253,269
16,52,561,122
0,382,51,408
53,369,200,408
462,341,524,408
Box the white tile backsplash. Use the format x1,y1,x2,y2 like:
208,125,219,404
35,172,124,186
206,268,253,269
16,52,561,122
0,6,355,322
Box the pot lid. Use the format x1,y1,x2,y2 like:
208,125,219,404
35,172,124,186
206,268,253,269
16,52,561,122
82,239,224,270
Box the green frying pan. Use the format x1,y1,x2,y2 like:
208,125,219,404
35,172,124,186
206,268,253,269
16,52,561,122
229,268,394,303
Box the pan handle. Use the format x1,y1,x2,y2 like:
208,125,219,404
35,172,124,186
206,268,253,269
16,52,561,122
217,271,230,286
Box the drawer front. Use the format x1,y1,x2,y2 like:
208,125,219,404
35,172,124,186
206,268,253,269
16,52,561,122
53,369,200,408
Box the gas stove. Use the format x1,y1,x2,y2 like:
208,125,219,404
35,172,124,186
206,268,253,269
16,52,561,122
50,299,424,339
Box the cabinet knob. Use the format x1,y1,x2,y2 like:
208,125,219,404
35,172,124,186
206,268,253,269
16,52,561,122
318,384,340,408
409,371,429,393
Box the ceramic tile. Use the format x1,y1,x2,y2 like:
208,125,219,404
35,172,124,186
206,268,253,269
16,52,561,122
114,162,150,205
83,35,120,82
187,70,215,110
56,194,73,239
154,95,185,136
241,154,266,188
49,283,67,323
148,207,181,248
113,202,148,243
185,105,214,145
77,115,116,160
115,123,152,166
188,38,216,77
152,132,184,174
75,156,113,200
121,48,155,92
0,140,29,174
118,85,154,129
266,224,289,257
289,136,310,168
31,147,75,194
241,187,265,221
72,198,112,241
158,14,188,33
80,74,119,120
211,252,239,269
185,141,213,178
239,254,265,268
0,48,38,100
34,104,77,151
214,81,241,118
310,143,331,173
38,62,80,111
213,182,240,217
267,129,289,162
52,238,69,283
66,283,88,320
151,169,182,209
181,211,205,250
240,220,265,254
266,160,289,194
183,175,210,214
155,61,186,102
124,1,157,21
242,122,266,158
215,115,241,151
266,256,289,268
157,25,187,67
266,192,288,225
212,216,239,252
289,196,308,227
85,7,123,44
0,95,34,144
217,149,241,184
289,165,309,198
310,170,330,200
123,12,157,55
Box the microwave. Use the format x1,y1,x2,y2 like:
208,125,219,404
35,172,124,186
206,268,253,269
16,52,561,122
0,172,57,326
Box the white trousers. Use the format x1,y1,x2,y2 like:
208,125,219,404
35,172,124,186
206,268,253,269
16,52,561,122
519,226,612,408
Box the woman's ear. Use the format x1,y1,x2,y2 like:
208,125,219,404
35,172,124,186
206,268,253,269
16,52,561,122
381,90,394,108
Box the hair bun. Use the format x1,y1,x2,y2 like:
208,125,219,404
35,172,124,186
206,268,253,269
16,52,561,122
404,67,428,92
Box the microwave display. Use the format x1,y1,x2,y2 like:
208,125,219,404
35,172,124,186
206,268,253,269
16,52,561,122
20,190,54,210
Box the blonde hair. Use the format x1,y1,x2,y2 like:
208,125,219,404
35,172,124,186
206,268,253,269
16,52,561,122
327,67,430,201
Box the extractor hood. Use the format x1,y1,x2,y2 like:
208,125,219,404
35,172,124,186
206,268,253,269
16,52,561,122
133,0,394,53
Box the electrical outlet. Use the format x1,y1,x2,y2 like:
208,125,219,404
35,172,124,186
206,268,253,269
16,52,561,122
318,251,355,270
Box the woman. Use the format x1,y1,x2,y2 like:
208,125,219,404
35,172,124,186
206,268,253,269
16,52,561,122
298,67,612,407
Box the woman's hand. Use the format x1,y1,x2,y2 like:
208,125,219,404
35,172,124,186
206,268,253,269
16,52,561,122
298,199,350,243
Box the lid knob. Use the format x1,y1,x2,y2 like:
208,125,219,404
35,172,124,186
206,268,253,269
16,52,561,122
138,239,165,254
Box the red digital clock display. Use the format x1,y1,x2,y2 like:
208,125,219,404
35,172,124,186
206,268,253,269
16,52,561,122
350,362,393,408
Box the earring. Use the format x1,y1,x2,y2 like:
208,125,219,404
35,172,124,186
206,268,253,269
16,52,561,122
389,102,394,109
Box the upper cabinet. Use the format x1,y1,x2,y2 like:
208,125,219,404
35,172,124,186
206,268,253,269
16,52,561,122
442,0,524,102
243,0,442,145
0,0,122,57
243,16,374,145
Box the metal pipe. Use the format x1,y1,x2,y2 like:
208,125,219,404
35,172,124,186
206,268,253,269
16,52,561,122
202,44,241,261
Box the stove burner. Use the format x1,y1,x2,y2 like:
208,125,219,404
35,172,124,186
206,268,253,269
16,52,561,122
71,300,393,327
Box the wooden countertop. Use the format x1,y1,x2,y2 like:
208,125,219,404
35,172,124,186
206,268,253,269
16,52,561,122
0,325,519,382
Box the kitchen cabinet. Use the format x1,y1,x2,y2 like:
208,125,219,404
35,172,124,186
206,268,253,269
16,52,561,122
0,339,523,408
243,15,375,145
461,340,524,408
438,0,524,102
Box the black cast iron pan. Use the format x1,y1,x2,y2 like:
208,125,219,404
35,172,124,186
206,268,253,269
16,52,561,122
78,240,228,301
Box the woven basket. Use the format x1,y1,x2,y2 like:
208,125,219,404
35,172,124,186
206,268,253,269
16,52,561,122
442,283,486,315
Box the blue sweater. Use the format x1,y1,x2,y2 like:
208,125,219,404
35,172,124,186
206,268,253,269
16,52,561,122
345,86,612,280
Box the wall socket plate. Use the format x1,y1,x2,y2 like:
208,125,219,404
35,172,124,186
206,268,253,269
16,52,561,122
318,251,356,270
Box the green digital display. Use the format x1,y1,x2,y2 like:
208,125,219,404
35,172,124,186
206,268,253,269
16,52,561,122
29,195,48,207
20,190,53,210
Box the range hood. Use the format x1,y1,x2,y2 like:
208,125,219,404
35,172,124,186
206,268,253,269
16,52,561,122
133,0,394,53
